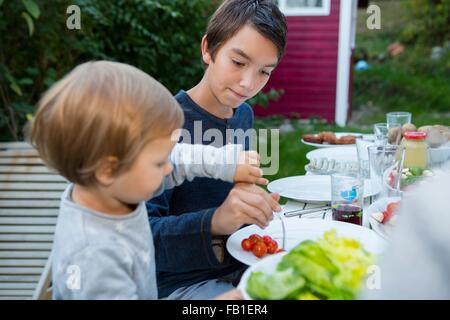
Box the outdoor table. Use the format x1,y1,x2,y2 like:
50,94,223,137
281,198,372,229
279,171,373,229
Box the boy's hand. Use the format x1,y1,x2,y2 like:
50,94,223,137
211,183,281,236
233,151,268,185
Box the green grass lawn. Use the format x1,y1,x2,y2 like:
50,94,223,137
352,0,450,127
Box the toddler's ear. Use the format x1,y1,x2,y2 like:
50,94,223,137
94,156,119,186
201,35,212,65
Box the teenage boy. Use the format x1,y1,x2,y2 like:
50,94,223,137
147,0,287,299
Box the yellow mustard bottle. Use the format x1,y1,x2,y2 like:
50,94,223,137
401,132,428,168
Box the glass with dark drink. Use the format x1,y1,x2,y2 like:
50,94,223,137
331,173,364,225
332,204,363,225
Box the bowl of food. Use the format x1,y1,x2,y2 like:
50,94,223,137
384,166,433,195
368,197,402,240
388,124,450,166
238,228,384,300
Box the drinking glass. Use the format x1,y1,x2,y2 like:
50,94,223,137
331,173,364,225
373,123,389,146
356,138,375,179
386,112,412,127
368,145,403,198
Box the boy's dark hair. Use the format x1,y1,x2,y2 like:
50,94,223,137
206,0,287,62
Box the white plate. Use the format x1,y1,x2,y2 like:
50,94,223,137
367,197,401,240
306,146,358,162
228,218,386,266
236,219,387,300
267,175,378,203
305,161,359,175
233,220,387,300
301,132,374,148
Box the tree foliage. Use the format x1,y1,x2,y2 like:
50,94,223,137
0,0,216,140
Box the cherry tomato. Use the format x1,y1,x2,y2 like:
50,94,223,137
249,234,263,245
252,242,267,258
388,173,395,188
241,238,253,251
262,235,273,245
386,201,400,214
275,249,285,253
266,240,278,254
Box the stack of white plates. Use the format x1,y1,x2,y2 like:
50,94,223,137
305,146,358,175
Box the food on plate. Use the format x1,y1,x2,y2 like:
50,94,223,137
337,135,356,145
401,123,417,135
302,134,322,144
246,229,375,300
418,125,450,148
389,123,450,147
241,234,283,258
388,123,418,145
241,239,253,251
319,131,337,144
371,200,401,225
252,242,268,258
388,126,402,144
387,167,433,191
302,132,362,145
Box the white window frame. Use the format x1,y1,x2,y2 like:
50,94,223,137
278,0,331,16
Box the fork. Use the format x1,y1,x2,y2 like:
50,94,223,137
283,205,330,217
276,205,330,249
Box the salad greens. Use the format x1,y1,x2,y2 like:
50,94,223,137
246,229,375,300
247,269,305,300
400,167,427,189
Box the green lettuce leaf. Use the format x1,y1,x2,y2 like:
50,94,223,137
247,268,305,300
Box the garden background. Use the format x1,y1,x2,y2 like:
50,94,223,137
1,0,449,181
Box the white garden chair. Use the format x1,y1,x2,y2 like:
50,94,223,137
0,141,66,300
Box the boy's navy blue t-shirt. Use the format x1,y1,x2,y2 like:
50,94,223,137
146,90,254,297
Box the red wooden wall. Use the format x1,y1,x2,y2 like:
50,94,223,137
254,0,341,122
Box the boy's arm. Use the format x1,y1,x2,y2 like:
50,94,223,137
153,143,242,197
146,192,225,271
149,208,225,271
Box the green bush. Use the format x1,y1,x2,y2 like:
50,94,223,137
0,0,217,141
248,89,285,109
402,0,450,45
